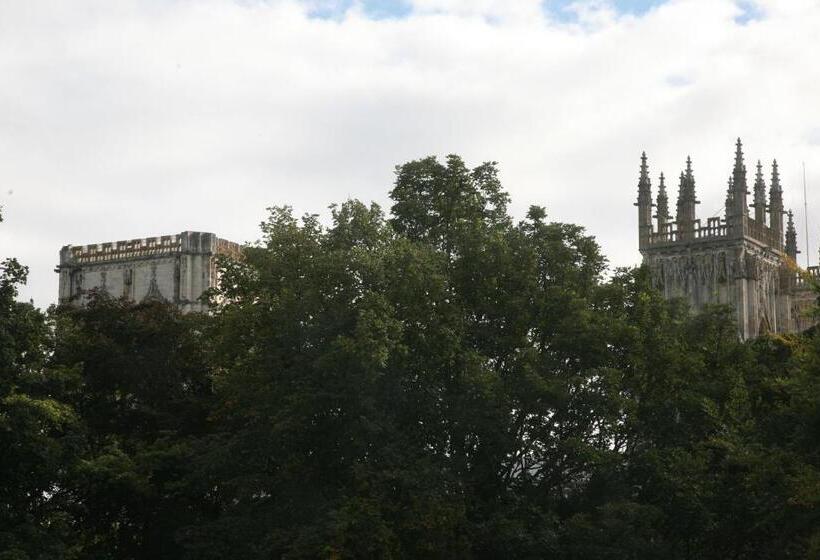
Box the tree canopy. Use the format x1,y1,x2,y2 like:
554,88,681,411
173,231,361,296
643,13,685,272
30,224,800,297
1,156,819,559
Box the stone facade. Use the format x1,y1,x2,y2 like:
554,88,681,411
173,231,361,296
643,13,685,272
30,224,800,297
57,231,240,313
638,139,816,339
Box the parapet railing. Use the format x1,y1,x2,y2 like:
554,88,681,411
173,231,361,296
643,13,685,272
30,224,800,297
794,266,820,289
697,217,727,238
745,218,781,248
68,235,182,264
648,217,784,249
650,223,678,243
649,218,727,245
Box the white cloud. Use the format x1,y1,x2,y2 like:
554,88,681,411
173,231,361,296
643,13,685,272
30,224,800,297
2,0,820,307
408,0,544,22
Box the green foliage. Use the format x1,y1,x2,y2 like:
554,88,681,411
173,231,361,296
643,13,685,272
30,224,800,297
2,157,820,558
1,248,82,558
49,296,215,559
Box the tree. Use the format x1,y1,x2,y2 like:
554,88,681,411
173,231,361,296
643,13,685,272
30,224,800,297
0,207,81,559
48,295,215,559
186,158,654,557
186,156,820,559
4,157,820,558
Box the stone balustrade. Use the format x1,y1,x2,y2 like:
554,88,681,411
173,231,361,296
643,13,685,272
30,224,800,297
649,217,728,245
648,216,783,249
794,265,820,289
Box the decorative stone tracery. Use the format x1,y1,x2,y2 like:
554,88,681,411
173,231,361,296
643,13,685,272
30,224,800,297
637,139,815,338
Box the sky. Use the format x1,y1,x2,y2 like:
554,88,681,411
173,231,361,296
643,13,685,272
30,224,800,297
2,0,820,307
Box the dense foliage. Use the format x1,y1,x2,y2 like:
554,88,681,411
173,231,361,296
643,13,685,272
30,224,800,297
1,158,820,559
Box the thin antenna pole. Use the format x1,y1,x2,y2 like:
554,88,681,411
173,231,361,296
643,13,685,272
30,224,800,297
803,162,810,268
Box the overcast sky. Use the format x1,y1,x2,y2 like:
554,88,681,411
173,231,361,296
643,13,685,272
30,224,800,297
2,0,820,307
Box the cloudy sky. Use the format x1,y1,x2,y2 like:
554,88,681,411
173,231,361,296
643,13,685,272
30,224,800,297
2,0,820,307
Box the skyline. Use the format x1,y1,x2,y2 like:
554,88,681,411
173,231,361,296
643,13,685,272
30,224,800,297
2,0,820,307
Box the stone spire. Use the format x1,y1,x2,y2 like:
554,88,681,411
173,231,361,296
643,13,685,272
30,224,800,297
728,138,749,236
655,172,670,231
676,156,698,240
769,159,784,249
752,159,767,224
636,152,653,249
786,209,799,260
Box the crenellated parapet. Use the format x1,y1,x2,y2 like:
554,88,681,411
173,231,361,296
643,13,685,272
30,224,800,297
60,232,240,266
61,235,182,265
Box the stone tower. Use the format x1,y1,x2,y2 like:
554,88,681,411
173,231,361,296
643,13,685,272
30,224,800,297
638,139,816,339
57,231,240,313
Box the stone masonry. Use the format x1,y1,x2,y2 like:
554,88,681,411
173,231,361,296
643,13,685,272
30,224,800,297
57,231,240,313
638,139,817,339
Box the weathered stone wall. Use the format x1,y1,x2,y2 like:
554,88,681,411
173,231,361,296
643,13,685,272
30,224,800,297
57,231,239,313
643,237,805,339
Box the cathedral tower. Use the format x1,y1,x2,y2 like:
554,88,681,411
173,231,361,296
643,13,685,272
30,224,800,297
637,139,815,338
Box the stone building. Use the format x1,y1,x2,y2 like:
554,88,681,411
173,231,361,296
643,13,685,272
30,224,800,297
638,139,816,339
57,231,240,313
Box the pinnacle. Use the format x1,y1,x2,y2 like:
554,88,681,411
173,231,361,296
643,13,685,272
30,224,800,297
734,138,745,169
770,159,783,196
755,161,765,187
657,174,668,198
639,152,650,182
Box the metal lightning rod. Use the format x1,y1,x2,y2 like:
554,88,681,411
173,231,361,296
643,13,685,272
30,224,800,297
803,161,810,268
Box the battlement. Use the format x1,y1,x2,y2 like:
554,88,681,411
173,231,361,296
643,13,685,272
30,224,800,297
59,231,240,267
64,235,181,264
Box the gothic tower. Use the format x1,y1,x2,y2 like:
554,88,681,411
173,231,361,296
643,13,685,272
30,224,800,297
637,139,815,339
